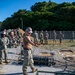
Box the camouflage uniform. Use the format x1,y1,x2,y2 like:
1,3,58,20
10,36,17,48
40,31,44,44
0,39,4,63
44,31,49,44
59,31,64,44
33,30,39,44
9,31,17,48
70,31,74,42
23,49,35,75
53,30,57,43
1,35,9,62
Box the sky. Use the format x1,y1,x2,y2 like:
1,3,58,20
0,0,75,22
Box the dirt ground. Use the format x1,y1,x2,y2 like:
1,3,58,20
35,39,75,70
0,40,75,75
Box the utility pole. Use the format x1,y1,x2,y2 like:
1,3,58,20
20,18,23,30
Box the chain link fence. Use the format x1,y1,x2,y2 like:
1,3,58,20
32,31,75,39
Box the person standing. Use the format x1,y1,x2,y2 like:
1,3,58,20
44,30,49,44
33,30,39,44
1,32,9,63
53,30,57,43
23,27,38,75
59,31,64,44
9,31,17,48
0,38,5,64
39,30,44,44
70,31,74,42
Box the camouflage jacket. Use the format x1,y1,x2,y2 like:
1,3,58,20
0,38,4,50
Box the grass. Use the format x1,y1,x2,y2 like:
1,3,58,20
38,39,75,50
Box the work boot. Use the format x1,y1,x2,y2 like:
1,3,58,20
4,60,10,63
23,70,28,75
23,74,28,75
0,60,2,64
0,62,2,64
32,68,38,73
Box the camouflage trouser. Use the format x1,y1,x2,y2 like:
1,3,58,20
3,48,8,62
70,37,74,42
0,50,2,62
40,38,44,44
0,46,8,62
59,38,63,44
45,38,48,44
34,39,38,44
22,49,35,75
53,37,56,43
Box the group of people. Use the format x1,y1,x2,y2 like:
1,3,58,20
0,27,39,75
33,30,65,45
33,30,49,44
33,30,75,45
0,28,23,64
21,28,75,75
22,28,65,75
0,27,75,75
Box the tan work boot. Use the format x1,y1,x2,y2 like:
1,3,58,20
23,74,28,75
0,62,2,64
4,60,10,64
32,68,38,73
23,73,28,75
0,60,2,64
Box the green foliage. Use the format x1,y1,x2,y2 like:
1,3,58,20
0,22,2,26
72,2,75,5
1,1,75,31
0,22,2,30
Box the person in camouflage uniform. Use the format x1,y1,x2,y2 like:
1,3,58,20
9,31,17,48
59,31,64,44
39,30,44,44
44,30,49,44
33,30,39,44
14,29,20,45
70,31,74,42
1,32,9,63
53,30,57,43
0,38,5,64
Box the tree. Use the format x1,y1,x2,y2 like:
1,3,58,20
1,1,75,31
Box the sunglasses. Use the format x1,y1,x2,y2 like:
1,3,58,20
28,32,31,34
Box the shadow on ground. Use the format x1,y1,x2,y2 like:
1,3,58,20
5,72,22,75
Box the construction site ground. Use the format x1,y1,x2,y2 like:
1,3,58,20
0,40,75,75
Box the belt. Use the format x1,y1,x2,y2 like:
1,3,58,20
24,48,31,50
